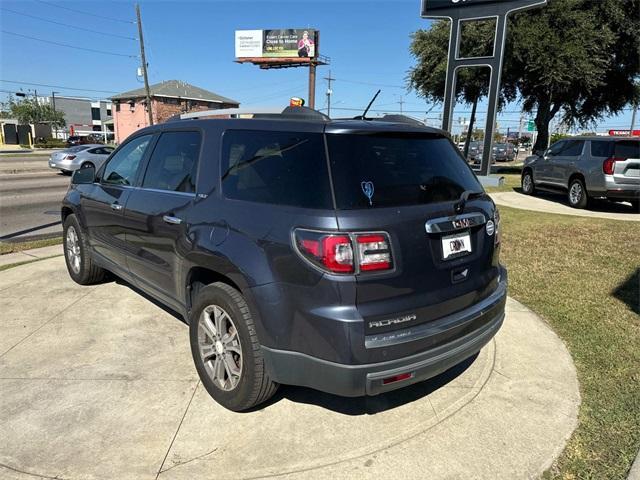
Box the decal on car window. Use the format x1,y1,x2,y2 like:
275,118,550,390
361,180,375,206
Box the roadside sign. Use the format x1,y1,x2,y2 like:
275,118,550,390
527,120,535,132
609,129,640,136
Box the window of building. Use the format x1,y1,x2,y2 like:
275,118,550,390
106,108,112,116
221,130,332,209
91,107,101,121
115,103,121,112
142,131,201,193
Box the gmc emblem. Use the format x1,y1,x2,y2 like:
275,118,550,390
452,218,472,229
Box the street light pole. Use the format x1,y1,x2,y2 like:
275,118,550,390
52,90,59,139
136,3,154,126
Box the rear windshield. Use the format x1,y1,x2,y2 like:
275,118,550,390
591,139,639,158
326,133,481,209
67,145,90,153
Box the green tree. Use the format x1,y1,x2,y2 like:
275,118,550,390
408,0,640,153
1,96,66,128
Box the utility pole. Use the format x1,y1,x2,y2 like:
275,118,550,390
324,70,335,117
397,95,404,114
308,61,317,109
52,91,59,139
630,103,637,133
136,4,153,126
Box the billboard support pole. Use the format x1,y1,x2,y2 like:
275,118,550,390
309,61,317,109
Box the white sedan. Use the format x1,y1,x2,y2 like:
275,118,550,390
49,144,114,175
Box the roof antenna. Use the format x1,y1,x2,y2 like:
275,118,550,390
357,89,381,120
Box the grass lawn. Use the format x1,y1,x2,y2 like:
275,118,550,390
0,236,62,255
498,206,639,479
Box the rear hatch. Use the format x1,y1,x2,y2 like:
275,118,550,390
326,129,501,335
611,140,640,185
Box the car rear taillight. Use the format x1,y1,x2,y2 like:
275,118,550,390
603,157,623,175
294,229,393,274
355,234,392,271
65,155,76,160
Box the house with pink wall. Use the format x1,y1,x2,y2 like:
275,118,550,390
111,80,240,143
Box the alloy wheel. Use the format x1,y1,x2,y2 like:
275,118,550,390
197,304,242,391
523,174,532,193
569,182,582,205
66,226,81,274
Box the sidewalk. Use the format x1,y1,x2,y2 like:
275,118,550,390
0,256,580,479
0,244,63,268
491,191,639,221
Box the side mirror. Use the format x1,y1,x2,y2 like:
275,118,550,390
71,166,96,184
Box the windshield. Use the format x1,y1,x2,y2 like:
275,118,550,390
326,133,482,209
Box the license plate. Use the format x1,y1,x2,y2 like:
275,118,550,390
50,163,56,167
441,231,472,260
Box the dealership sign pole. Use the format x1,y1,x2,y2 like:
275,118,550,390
421,0,546,177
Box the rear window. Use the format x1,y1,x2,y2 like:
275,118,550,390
614,140,640,159
67,145,90,153
327,133,482,209
591,140,640,158
221,130,332,209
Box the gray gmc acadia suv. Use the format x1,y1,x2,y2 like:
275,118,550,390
61,108,507,411
521,136,640,210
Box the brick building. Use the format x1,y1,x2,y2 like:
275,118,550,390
111,80,240,143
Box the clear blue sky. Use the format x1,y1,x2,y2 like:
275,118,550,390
0,0,635,134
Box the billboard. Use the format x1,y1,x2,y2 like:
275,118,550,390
235,29,317,59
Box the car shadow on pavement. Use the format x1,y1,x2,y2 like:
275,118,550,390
113,276,480,415
512,188,638,214
612,268,640,315
257,353,479,416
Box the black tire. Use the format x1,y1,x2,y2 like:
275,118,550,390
63,214,107,285
189,282,278,411
80,161,94,170
630,200,639,213
568,178,589,209
521,170,535,195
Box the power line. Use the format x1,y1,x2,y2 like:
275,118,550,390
1,30,138,58
34,0,135,24
333,77,405,89
0,79,118,94
1,8,137,41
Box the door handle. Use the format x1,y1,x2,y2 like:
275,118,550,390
163,215,182,225
110,203,123,211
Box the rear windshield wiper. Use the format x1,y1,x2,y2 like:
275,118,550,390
454,190,484,214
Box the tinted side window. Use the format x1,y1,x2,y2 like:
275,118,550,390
102,135,152,186
614,140,640,159
561,140,585,156
591,141,612,157
546,141,565,157
221,130,332,209
142,131,201,193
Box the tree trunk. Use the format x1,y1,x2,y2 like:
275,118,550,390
463,95,478,159
532,98,562,154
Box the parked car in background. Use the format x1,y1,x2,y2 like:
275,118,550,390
467,141,483,163
61,107,507,411
49,144,114,174
66,135,104,147
521,136,640,210
492,143,516,162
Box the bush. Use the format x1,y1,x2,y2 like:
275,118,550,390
34,138,67,149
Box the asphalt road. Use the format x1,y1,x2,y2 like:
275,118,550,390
0,154,69,241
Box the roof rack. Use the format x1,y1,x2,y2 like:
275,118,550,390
171,106,331,122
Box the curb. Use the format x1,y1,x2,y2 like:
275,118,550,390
629,449,640,480
0,244,63,268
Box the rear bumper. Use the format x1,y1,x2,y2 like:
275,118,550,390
262,270,507,397
605,189,640,201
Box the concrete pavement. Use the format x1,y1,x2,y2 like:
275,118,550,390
0,256,580,479
491,191,640,221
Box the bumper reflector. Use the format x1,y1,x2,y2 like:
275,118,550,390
382,372,413,385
